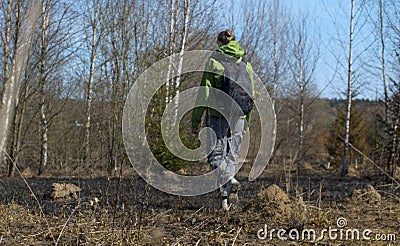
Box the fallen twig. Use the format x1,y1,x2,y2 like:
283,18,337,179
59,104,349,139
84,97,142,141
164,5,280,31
55,202,88,245
338,135,400,188
232,227,242,246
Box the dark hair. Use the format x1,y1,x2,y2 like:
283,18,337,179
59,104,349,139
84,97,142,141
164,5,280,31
217,29,235,45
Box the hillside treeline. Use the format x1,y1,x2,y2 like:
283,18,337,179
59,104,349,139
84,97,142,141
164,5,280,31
0,0,399,178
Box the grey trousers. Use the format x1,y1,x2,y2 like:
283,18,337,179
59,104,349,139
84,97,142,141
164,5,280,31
206,115,244,198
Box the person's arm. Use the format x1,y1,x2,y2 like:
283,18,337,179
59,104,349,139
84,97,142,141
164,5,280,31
244,61,255,132
191,82,207,130
191,65,214,130
191,58,224,131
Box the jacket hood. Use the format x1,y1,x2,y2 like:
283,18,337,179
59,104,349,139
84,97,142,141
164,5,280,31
216,40,245,59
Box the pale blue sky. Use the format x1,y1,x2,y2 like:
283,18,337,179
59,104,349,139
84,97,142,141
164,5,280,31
288,0,383,99
220,0,387,99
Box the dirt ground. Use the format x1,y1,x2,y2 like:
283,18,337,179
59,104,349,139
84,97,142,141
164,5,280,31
0,162,399,245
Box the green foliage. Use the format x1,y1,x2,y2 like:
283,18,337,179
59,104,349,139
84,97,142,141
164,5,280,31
145,85,199,172
325,103,372,166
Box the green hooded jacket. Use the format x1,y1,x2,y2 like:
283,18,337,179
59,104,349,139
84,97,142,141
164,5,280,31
191,40,254,130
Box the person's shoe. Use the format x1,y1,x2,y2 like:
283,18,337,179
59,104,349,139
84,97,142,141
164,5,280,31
222,197,230,211
229,178,240,210
231,177,241,194
231,177,240,185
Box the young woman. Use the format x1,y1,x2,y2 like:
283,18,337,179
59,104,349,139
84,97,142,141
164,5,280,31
191,30,254,211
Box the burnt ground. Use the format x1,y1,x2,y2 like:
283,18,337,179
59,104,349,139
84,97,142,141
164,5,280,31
0,162,399,245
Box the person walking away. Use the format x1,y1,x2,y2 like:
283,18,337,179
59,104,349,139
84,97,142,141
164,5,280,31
191,29,254,211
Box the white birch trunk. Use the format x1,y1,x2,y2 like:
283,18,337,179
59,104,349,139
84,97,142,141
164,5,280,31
172,0,190,126
7,0,25,178
165,0,176,105
0,1,40,169
38,0,50,175
342,0,355,176
84,2,99,165
39,101,48,174
0,1,12,167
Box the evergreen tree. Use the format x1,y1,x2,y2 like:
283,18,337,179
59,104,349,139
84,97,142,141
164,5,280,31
325,103,371,167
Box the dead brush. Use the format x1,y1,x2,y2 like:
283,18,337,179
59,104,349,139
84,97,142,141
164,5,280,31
1,150,55,244
288,186,308,231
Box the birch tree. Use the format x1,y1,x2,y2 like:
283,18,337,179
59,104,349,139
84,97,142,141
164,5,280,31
379,0,389,124
324,0,371,176
82,0,104,165
233,0,291,163
36,0,78,175
0,0,40,172
4,0,23,177
37,0,50,175
101,0,136,174
165,0,176,105
340,0,355,176
172,0,190,125
289,14,320,174
238,0,290,105
7,43,36,177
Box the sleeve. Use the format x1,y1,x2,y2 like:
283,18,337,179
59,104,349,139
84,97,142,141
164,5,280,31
245,62,255,131
191,72,210,129
191,59,222,129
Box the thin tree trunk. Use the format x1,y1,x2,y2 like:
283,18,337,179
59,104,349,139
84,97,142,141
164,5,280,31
379,0,394,172
8,74,28,177
8,111,19,177
297,85,304,175
342,0,355,176
0,0,13,167
380,0,388,125
38,0,50,176
0,1,40,170
271,34,278,106
8,88,28,177
269,0,283,107
8,3,31,176
84,55,94,166
39,100,48,175
389,117,398,176
109,69,119,175
166,0,176,105
83,6,99,165
172,0,190,125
